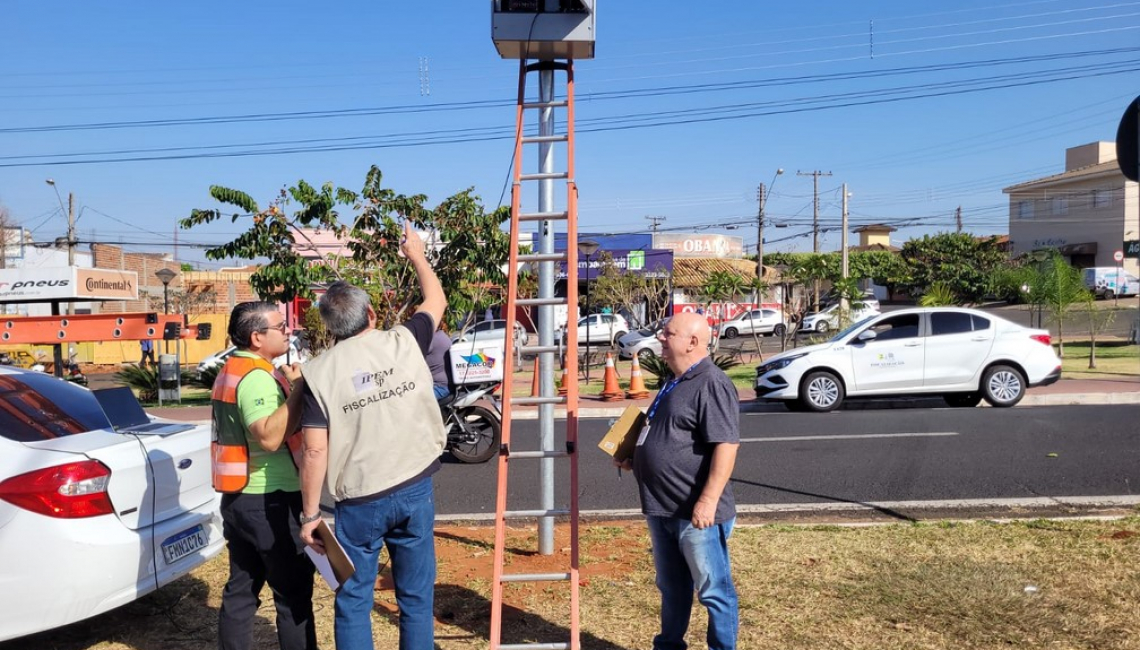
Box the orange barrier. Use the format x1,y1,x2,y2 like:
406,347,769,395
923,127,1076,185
625,355,650,399
558,359,569,396
599,352,624,401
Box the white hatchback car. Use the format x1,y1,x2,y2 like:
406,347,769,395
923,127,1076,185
755,307,1062,412
617,318,668,360
0,368,224,642
799,303,880,334
718,309,787,339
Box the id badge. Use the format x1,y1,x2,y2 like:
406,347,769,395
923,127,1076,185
635,423,651,447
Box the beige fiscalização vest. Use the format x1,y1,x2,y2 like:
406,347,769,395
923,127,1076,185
301,326,445,502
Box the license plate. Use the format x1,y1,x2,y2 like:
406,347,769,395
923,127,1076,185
161,525,207,565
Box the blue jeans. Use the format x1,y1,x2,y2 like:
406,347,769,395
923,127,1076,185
647,516,738,650
334,476,436,650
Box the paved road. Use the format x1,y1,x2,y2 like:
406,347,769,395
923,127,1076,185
432,404,1140,518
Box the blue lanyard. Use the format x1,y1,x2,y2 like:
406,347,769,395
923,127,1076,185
646,360,701,421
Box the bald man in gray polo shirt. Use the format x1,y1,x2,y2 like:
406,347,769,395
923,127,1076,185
617,311,741,650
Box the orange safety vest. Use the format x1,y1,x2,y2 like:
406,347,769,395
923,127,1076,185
210,355,299,493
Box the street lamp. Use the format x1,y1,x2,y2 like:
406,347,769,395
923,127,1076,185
577,239,599,383
756,168,784,298
155,268,177,353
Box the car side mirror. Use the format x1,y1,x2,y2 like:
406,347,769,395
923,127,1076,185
857,329,878,342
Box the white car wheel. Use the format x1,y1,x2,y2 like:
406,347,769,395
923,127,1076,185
800,371,844,412
982,365,1026,407
815,321,830,333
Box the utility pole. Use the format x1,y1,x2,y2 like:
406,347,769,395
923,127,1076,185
67,192,75,268
645,215,665,233
955,205,963,233
797,170,832,253
798,170,832,309
756,184,766,284
841,184,849,280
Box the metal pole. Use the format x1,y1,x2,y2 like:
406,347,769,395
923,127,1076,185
163,284,170,354
537,66,555,556
756,183,765,302
67,193,75,316
842,184,850,280
584,256,590,383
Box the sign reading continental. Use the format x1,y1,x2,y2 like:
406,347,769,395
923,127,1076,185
0,267,138,303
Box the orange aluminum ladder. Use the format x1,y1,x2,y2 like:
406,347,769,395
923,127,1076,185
489,58,582,650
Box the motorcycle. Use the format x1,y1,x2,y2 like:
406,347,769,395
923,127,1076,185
442,380,503,463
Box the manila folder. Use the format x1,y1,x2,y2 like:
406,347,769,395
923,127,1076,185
598,406,646,463
304,519,356,591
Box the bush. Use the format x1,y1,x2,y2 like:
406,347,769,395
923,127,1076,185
639,353,741,389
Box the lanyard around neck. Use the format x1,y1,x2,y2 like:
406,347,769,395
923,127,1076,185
647,360,702,421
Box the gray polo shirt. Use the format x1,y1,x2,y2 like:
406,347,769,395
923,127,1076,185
632,356,740,523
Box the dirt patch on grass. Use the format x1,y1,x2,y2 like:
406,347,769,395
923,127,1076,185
6,518,1140,650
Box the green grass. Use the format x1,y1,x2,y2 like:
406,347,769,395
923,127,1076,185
28,517,1140,650
1056,341,1139,378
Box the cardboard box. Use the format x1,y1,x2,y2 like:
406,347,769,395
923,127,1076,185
598,406,646,463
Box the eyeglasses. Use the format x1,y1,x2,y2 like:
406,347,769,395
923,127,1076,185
259,321,288,334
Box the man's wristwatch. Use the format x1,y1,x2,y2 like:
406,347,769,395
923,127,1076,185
299,511,322,526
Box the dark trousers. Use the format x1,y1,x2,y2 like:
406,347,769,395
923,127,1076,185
218,491,317,650
140,349,155,368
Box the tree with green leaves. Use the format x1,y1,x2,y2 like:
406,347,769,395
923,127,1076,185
899,233,1006,304
181,166,511,333
1032,251,1091,357
591,252,670,329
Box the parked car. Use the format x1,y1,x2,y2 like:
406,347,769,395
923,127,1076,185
451,318,526,346
617,318,668,360
0,368,224,642
561,313,630,346
196,334,309,380
800,303,880,334
718,309,787,339
755,307,1062,412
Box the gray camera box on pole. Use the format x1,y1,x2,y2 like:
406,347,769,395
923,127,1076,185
492,0,595,60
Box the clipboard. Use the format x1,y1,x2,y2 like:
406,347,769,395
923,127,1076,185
304,519,355,591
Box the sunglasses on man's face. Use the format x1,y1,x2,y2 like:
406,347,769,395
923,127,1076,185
259,321,288,334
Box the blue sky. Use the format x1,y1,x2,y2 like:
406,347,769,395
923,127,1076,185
1,1,1137,268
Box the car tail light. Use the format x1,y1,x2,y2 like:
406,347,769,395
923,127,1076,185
0,460,113,518
1030,334,1052,346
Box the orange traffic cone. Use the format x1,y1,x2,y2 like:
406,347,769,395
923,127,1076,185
557,361,569,396
626,355,650,400
600,352,624,401
530,357,540,397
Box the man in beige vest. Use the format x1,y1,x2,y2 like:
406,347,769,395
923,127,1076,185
298,221,446,650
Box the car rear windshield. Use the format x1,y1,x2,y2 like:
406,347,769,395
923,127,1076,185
0,372,112,442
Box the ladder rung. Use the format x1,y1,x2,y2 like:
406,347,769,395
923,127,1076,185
515,297,567,307
505,449,571,459
519,211,568,222
522,100,569,109
520,172,569,182
518,253,567,263
500,643,570,650
521,135,568,144
510,396,566,407
519,344,560,355
501,572,571,583
504,509,571,518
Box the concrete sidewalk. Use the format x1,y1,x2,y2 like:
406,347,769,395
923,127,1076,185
148,375,1140,422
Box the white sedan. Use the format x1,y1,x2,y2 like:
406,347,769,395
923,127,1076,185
755,307,1062,412
0,368,224,642
717,309,787,339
